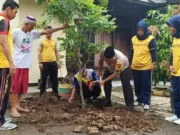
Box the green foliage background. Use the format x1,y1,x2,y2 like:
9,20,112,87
145,5,179,85
36,0,116,66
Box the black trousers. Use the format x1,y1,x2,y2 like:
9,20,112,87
0,68,11,125
40,62,58,95
133,69,152,105
103,67,134,106
77,81,101,99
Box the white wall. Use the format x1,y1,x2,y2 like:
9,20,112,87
19,0,67,83
0,0,19,27
0,0,67,84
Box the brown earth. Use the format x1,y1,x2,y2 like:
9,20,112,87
15,92,159,134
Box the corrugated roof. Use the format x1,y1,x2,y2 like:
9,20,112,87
127,0,180,5
132,0,167,4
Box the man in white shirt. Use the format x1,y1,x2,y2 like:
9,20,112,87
10,15,68,118
98,46,134,108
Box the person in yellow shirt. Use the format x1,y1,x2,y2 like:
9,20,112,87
38,26,61,96
130,20,156,110
0,0,19,130
165,15,180,124
68,67,101,104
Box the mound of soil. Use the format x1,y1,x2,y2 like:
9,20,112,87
17,92,158,134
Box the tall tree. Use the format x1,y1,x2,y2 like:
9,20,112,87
36,0,116,107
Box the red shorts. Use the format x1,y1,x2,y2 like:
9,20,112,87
11,68,29,94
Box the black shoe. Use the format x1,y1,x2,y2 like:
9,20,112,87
91,97,97,101
53,93,61,99
85,98,94,105
104,100,112,107
126,104,134,110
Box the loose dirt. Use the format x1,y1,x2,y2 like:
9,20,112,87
15,92,159,134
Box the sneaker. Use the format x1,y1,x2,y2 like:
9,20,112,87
144,104,150,110
165,115,179,122
174,119,180,125
5,118,12,123
0,122,17,130
134,101,143,106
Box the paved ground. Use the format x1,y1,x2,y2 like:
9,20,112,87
1,81,179,135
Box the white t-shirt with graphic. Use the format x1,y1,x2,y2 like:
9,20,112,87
12,28,41,68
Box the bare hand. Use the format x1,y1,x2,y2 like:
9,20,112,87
39,63,43,70
170,65,176,73
100,80,105,86
63,24,69,28
151,63,156,71
57,62,60,69
89,82,94,91
68,97,74,104
9,62,16,76
129,65,132,69
89,82,95,87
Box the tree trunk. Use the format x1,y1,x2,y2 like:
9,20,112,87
64,59,78,83
78,65,86,107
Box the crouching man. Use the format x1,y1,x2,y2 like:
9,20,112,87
98,46,134,108
68,67,101,104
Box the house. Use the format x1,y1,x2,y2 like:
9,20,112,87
0,0,67,85
0,0,179,84
94,0,180,68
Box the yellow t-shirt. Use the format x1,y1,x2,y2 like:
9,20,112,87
40,38,57,62
171,38,180,76
0,15,13,68
131,35,154,70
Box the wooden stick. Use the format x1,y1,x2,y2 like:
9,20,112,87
100,76,105,97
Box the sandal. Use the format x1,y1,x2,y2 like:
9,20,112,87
10,112,21,118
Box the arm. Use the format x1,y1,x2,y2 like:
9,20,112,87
103,72,118,83
89,71,100,87
0,19,15,76
98,53,104,76
55,47,60,68
92,71,100,82
38,46,43,70
101,62,123,85
37,39,43,70
169,49,175,73
55,48,60,63
55,43,60,68
41,24,68,35
38,47,42,63
69,88,77,99
170,49,173,66
149,39,156,63
69,77,78,103
129,42,133,65
149,39,156,71
0,35,13,64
